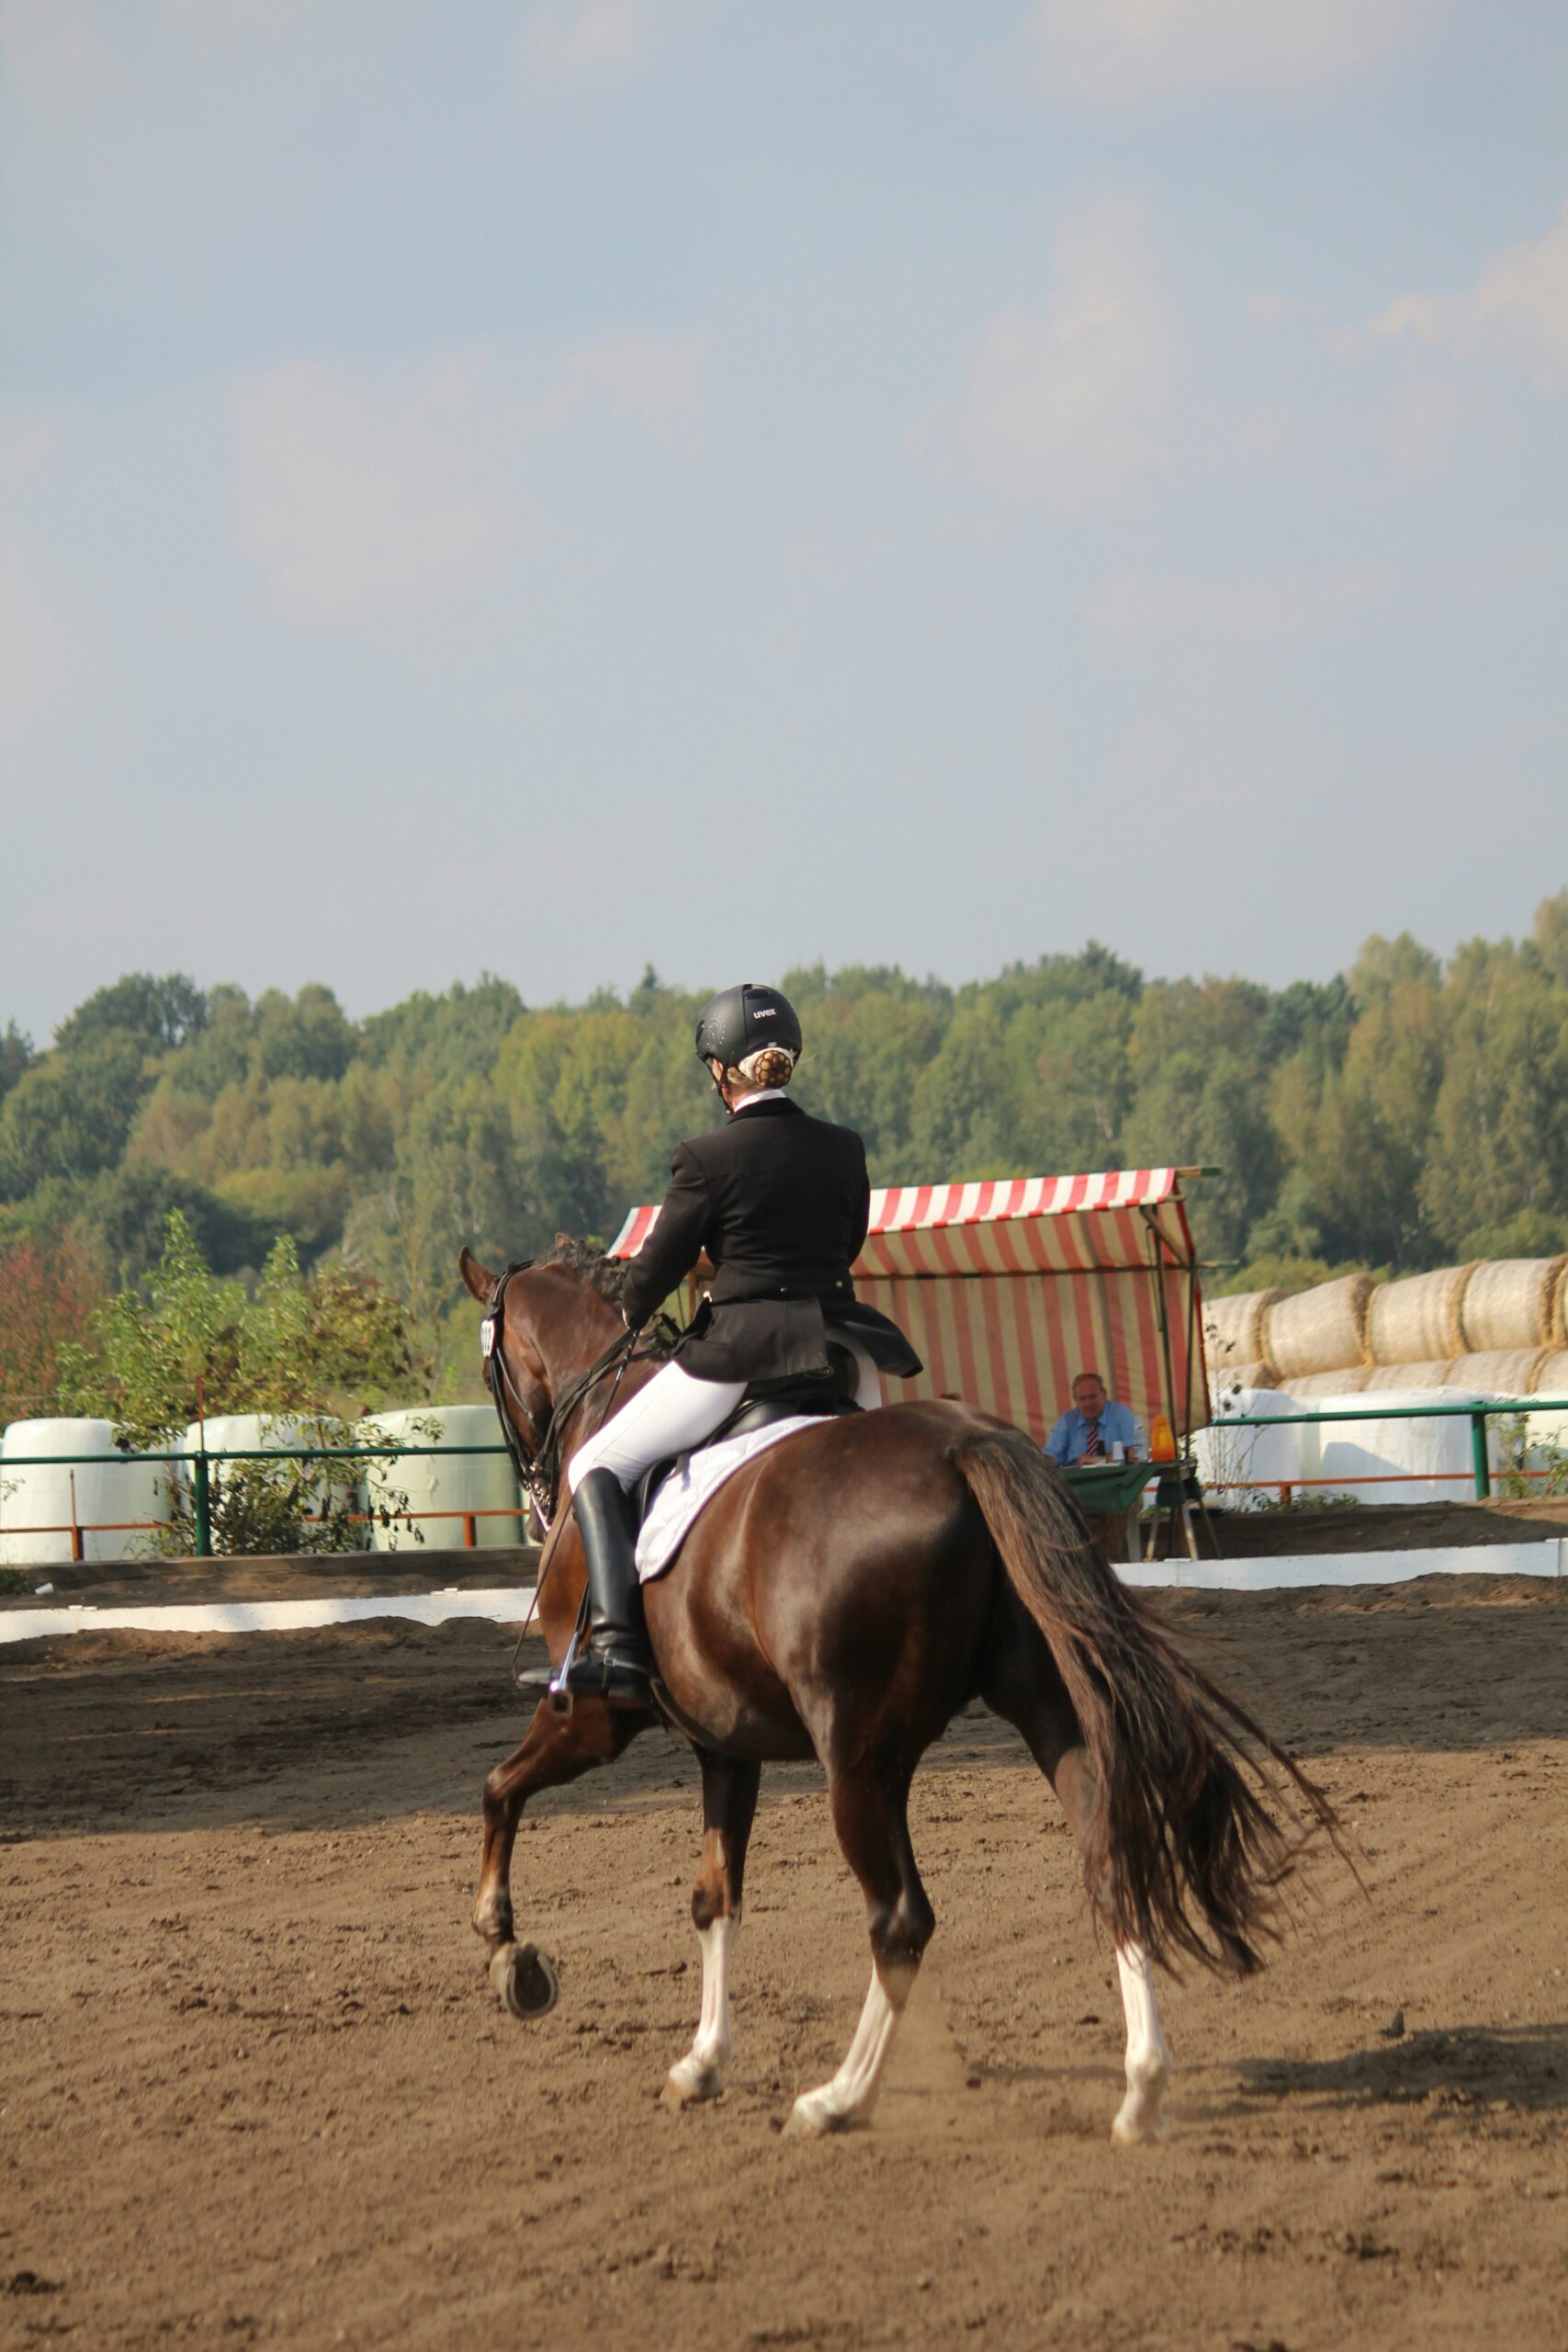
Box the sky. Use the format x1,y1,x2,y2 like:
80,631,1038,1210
2,0,1565,1045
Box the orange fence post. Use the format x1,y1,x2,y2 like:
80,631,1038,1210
462,1512,478,1549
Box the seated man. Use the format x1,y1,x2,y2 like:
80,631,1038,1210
1044,1370,1143,1465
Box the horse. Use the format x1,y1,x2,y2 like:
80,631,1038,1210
460,1237,1336,2143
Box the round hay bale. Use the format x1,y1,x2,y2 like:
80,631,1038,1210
1207,1357,1278,1399
1201,1290,1280,1374
1285,1365,1371,1396
1365,1265,1477,1366
1263,1273,1373,1380
1362,1360,1451,1391
1459,1258,1568,1352
1448,1354,1541,1383
1441,1350,1546,1396
1531,1349,1568,1396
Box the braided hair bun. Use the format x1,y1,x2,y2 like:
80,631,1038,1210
734,1043,796,1090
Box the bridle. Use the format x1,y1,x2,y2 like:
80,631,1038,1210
479,1259,674,1534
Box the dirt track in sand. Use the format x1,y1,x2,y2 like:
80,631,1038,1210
3,1579,1566,2352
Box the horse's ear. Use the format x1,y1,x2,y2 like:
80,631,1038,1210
554,1231,572,1250
458,1246,495,1303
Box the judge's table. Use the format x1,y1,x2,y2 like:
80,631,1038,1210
1060,1456,1212,1565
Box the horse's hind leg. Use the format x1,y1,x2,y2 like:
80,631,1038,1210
982,1622,1173,2145
663,1748,761,2108
473,1698,647,2019
786,1767,933,2137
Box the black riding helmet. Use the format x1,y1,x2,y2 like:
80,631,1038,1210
694,982,804,1071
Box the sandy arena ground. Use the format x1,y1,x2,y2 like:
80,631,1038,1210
3,1578,1565,2351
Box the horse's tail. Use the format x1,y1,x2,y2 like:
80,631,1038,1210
952,1425,1342,1977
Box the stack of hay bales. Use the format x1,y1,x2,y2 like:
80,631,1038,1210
1202,1290,1280,1393
1263,1273,1373,1385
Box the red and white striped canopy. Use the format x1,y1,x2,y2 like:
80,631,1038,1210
610,1169,1208,1445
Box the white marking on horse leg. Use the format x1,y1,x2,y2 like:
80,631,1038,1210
662,1916,737,2105
785,1965,908,2136
1111,1942,1173,2145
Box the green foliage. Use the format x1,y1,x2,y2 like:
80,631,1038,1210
54,972,207,1057
54,1212,417,1556
0,1020,34,1106
6,899,1568,1397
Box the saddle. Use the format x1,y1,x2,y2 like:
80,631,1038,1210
630,1343,862,1530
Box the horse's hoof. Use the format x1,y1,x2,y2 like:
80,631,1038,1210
783,2094,857,2138
662,2061,722,2109
1111,2098,1169,2147
489,1940,559,2020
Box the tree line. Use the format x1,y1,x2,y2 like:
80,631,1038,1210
3,895,1565,1421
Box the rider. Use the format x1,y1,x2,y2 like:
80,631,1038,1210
541,980,921,1708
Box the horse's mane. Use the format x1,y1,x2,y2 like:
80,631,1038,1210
535,1234,632,1307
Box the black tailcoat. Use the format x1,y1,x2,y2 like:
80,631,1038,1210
619,1096,922,1385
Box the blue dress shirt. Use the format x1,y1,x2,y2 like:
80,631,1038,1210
1044,1399,1143,1464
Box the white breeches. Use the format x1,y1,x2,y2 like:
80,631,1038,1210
567,1336,883,1495
568,1361,745,1493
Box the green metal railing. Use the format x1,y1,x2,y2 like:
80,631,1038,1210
0,1442,516,1558
1213,1396,1568,1502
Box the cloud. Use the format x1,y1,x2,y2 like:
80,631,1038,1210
0,0,118,118
1027,0,1438,103
520,0,649,74
924,197,1175,512
1371,202,1568,393
565,333,708,429
1089,561,1394,648
231,335,706,624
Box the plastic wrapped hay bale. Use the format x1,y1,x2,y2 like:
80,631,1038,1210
1365,1264,1476,1366
0,1419,170,1566
1192,1385,1303,1507
1524,1354,1568,1476
1363,1361,1451,1391
1459,1258,1568,1352
364,1406,525,1552
1441,1350,1545,1396
1285,1366,1371,1396
1263,1274,1373,1382
1202,1290,1280,1383
1307,1386,1494,1507
178,1415,367,1552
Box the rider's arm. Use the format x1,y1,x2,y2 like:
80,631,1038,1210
845,1134,872,1267
618,1142,712,1329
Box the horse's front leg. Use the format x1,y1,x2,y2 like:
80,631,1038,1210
662,1748,761,2107
473,1696,649,2018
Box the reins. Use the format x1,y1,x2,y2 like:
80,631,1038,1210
479,1258,677,1680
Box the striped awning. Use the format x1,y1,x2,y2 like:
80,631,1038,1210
609,1168,1209,1446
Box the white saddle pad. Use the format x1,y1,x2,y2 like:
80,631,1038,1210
635,1416,829,1583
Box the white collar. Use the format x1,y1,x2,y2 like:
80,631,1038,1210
730,1088,786,1114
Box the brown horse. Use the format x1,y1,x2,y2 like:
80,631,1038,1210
461,1238,1333,2142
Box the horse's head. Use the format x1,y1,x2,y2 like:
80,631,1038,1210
459,1236,636,1527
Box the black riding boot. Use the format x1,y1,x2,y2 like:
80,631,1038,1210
521,1469,654,1710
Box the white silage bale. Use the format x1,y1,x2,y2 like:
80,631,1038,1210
365,1406,524,1551
0,1418,169,1566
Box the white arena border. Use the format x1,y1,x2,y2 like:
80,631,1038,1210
1121,1539,1564,1592
3,1543,1563,1645
0,1587,538,1646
